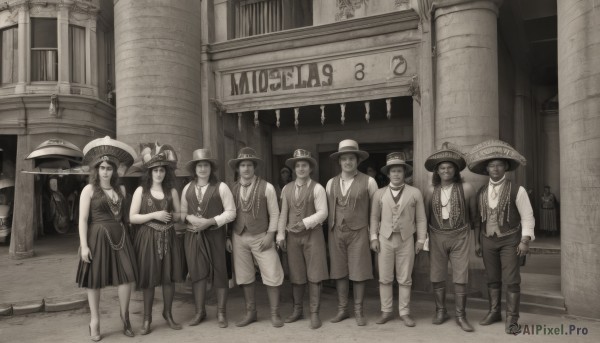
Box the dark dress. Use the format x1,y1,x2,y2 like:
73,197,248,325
133,191,187,289
76,189,138,289
184,181,228,288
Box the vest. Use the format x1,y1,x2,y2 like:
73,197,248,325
477,180,521,235
185,180,224,230
231,177,269,235
327,172,370,231
428,183,469,231
282,180,321,231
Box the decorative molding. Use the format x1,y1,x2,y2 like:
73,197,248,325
335,0,369,22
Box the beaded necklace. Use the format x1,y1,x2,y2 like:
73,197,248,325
100,188,125,250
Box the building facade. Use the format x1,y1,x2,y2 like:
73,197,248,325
3,0,599,319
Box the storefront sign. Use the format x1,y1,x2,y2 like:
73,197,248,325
222,49,415,100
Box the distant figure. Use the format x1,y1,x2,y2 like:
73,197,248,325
540,186,558,236
366,165,388,188
275,166,293,201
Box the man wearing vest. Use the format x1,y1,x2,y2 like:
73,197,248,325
326,139,378,326
276,149,329,329
424,143,477,332
467,140,535,335
370,152,426,327
228,147,284,328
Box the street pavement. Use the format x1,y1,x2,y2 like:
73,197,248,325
1,234,599,342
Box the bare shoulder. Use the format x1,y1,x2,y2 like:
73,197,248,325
462,182,476,196
171,188,179,198
81,184,94,198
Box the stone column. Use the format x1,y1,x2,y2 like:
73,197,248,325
15,5,29,94
557,0,600,319
434,0,500,148
9,135,35,259
57,4,70,93
114,0,203,168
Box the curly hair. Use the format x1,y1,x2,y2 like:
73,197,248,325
141,165,177,211
431,162,463,186
88,161,119,190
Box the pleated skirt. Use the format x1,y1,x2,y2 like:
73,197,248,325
134,225,187,289
76,222,138,289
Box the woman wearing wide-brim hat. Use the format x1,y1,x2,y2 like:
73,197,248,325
129,143,186,334
180,148,236,328
76,136,138,341
466,139,534,335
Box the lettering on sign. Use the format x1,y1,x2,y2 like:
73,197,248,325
230,62,333,96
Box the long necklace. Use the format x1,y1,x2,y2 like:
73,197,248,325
441,184,452,208
101,188,125,250
239,178,259,213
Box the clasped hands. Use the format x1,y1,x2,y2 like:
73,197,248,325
186,214,214,231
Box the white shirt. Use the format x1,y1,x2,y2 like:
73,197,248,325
487,176,535,241
440,184,454,220
276,180,328,241
325,174,379,198
181,182,236,228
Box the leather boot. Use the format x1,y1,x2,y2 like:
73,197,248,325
163,311,182,330
189,280,207,326
432,287,450,325
235,283,257,327
455,292,474,332
505,291,521,334
353,281,366,326
479,287,502,325
330,278,350,323
267,286,284,328
216,288,228,328
140,288,154,335
308,282,322,329
285,283,305,323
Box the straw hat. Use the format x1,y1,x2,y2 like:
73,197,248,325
186,148,218,175
329,139,369,163
466,139,526,175
228,147,263,170
285,149,317,170
424,142,467,172
82,136,137,169
381,152,413,175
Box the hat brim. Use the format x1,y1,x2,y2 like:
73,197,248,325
285,157,317,170
146,161,177,170
381,162,413,176
424,158,466,172
228,157,262,171
468,158,522,175
330,150,369,164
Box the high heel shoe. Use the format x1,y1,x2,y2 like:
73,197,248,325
163,310,182,330
120,313,135,337
89,324,101,342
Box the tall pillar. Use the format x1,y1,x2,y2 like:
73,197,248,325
114,0,203,168
434,0,500,148
15,5,29,94
9,135,35,259
557,0,600,319
57,4,70,93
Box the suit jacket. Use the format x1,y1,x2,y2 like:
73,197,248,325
369,184,427,242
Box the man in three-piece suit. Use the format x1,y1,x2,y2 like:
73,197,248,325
370,152,427,327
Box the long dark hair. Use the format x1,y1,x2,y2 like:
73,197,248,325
190,161,219,184
141,165,176,210
431,162,463,186
89,161,119,191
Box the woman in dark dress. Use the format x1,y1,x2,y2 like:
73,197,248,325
129,144,185,334
181,148,236,328
76,136,138,341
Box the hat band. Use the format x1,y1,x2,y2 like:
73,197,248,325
294,151,311,158
238,153,257,159
338,146,359,152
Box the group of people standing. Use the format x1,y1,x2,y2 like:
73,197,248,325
75,136,534,341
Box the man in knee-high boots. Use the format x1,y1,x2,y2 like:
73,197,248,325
276,149,329,329
467,140,535,335
326,140,378,326
424,143,477,332
229,147,285,328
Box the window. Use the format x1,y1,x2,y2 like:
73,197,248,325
31,18,58,81
69,25,86,84
233,0,312,38
1,26,18,84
